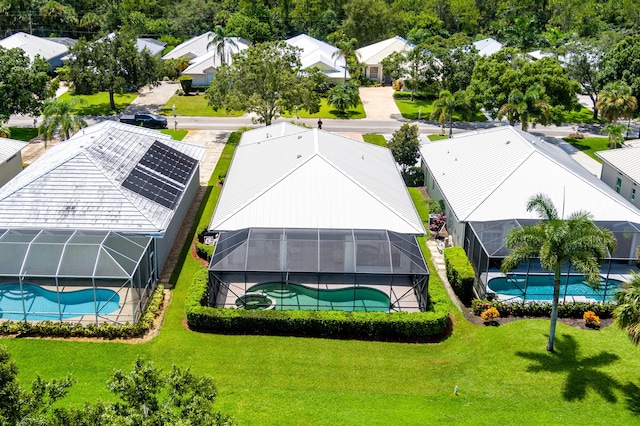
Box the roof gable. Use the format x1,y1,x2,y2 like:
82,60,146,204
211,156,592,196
0,138,28,162
285,34,348,78
596,146,640,184
356,36,414,65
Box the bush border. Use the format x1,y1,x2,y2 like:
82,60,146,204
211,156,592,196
472,298,616,319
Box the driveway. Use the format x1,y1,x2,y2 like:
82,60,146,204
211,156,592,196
358,86,402,120
122,81,178,115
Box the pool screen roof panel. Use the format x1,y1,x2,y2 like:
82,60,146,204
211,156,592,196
209,227,429,275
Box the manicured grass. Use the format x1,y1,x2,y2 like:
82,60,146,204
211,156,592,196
59,92,138,115
362,133,387,146
3,139,640,424
160,129,188,141
564,136,610,162
559,106,600,124
8,127,38,141
282,98,366,119
428,134,449,141
159,95,243,117
396,99,487,122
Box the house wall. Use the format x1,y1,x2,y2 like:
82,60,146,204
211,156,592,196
600,162,640,209
183,74,208,87
0,152,23,188
365,65,383,82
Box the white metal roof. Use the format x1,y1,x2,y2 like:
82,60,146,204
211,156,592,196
356,36,414,66
473,38,503,57
181,38,250,75
420,126,640,223
0,138,28,162
162,32,214,60
286,34,348,80
0,121,205,234
596,146,640,185
136,38,166,56
210,124,424,234
0,32,68,62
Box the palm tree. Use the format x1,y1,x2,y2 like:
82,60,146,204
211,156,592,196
497,84,550,131
596,81,637,125
615,271,640,345
501,193,616,352
39,98,88,147
332,38,360,82
207,25,238,67
601,123,630,149
0,121,10,138
430,90,473,137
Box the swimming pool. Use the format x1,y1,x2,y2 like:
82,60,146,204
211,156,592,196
488,275,624,301
244,282,391,312
0,284,121,321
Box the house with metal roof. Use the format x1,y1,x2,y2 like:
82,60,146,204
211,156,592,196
162,32,214,61
356,36,414,83
0,121,205,324
0,138,28,188
180,38,250,86
285,34,348,82
207,123,429,312
597,145,640,210
420,126,640,300
0,32,69,71
473,37,503,57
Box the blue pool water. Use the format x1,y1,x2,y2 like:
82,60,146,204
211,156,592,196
0,284,120,321
488,275,624,301
245,282,391,312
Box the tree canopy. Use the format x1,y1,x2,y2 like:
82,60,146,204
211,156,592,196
205,41,322,126
388,123,420,174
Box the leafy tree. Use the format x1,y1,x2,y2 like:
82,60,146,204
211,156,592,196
0,122,10,138
341,0,396,46
39,97,88,146
62,32,163,111
226,12,274,43
614,271,640,345
497,84,550,131
39,0,78,34
0,345,74,425
332,37,360,82
327,82,360,114
501,193,616,352
0,46,57,122
425,34,478,93
600,34,640,101
403,46,439,101
601,123,630,150
381,51,405,82
207,25,238,66
431,89,473,136
565,40,606,120
205,41,321,126
388,123,420,174
596,81,637,125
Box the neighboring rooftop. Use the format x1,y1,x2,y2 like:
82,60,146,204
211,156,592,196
285,34,348,80
596,145,640,184
0,121,205,234
0,32,68,62
181,38,250,73
420,126,640,223
473,37,503,57
0,138,28,163
209,123,424,234
356,36,414,65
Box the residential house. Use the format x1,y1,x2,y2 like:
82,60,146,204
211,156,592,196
596,144,640,210
180,38,250,86
0,32,69,71
0,138,28,187
473,37,503,57
285,34,348,83
356,36,414,84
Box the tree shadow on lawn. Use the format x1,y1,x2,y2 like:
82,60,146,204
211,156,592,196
516,334,622,403
329,109,363,119
73,102,127,116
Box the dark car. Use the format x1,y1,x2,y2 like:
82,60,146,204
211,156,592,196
119,112,168,129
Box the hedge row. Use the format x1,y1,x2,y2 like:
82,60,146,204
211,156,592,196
472,298,616,319
392,91,433,101
195,242,214,261
185,269,451,342
443,247,475,305
0,284,165,339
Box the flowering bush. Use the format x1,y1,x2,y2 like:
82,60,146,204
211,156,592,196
568,132,585,139
472,299,615,319
429,213,447,233
481,307,500,322
583,310,601,328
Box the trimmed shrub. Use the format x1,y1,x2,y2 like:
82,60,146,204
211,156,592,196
403,166,424,187
472,298,616,319
0,284,165,339
196,224,208,243
178,75,193,94
185,267,451,342
195,242,214,261
426,198,444,215
392,91,432,101
443,247,475,305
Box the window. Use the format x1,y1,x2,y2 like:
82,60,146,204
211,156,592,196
616,177,622,193
369,66,379,79
632,188,636,201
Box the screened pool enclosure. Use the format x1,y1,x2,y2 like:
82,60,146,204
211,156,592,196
0,229,155,324
208,228,430,312
464,219,640,302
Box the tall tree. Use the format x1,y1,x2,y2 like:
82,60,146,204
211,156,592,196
596,81,637,126
497,84,550,131
0,47,56,122
39,97,88,146
600,34,640,101
430,89,472,137
207,25,239,66
388,123,420,175
332,37,359,81
565,40,606,120
341,0,395,46
501,193,616,352
205,41,321,125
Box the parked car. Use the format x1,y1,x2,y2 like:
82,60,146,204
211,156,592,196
119,112,168,129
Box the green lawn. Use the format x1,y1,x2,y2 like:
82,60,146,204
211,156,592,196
564,136,610,162
396,99,487,122
8,128,38,141
159,95,243,117
362,133,387,146
3,133,640,424
282,98,366,119
428,134,449,141
160,129,188,141
59,92,138,115
559,106,600,124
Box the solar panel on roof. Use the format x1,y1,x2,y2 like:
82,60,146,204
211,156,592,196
138,141,197,185
122,166,182,209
